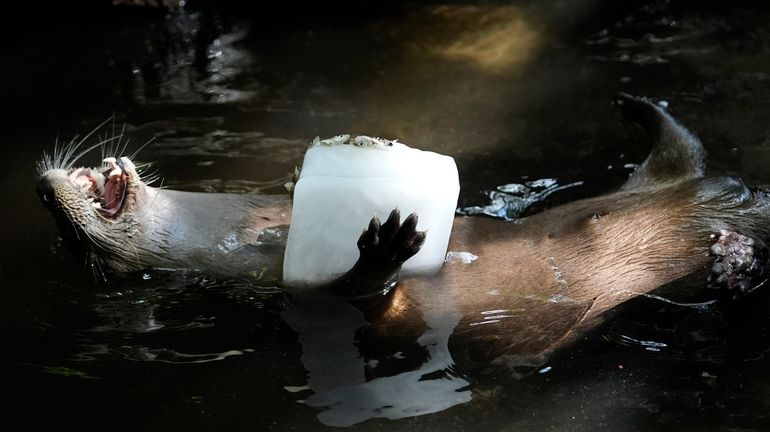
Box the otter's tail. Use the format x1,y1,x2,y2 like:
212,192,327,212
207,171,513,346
614,93,706,191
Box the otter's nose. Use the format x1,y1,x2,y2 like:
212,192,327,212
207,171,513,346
36,178,56,210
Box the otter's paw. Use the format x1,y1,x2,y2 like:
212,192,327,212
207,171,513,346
708,230,769,297
357,209,427,270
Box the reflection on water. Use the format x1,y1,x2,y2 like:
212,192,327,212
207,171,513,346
129,6,258,104
284,293,470,427
6,0,770,431
585,19,718,66
93,346,254,363
151,128,305,160
65,271,283,364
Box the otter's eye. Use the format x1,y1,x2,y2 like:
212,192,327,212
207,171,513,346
36,180,55,208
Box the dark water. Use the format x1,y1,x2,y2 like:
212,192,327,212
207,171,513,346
3,0,770,430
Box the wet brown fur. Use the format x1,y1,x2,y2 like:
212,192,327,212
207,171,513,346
364,175,770,369
354,95,770,370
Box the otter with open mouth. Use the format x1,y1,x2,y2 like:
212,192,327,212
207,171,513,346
36,141,291,281
36,95,770,369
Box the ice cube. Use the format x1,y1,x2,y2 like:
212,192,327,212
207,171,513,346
283,136,459,288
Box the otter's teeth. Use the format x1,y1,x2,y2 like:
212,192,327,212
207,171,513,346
92,202,102,209
104,158,123,178
92,172,106,193
69,168,84,181
120,157,137,174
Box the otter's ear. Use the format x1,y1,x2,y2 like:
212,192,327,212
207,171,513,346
615,93,706,191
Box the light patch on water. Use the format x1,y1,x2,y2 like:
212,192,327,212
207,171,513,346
428,5,540,72
284,385,311,393
152,128,306,160
30,364,100,380
585,17,720,66
615,334,668,352
217,232,240,253
117,347,254,364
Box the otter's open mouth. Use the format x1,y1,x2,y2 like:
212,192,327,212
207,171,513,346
69,157,130,218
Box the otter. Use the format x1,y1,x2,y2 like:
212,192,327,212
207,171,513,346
36,141,292,282
36,95,770,370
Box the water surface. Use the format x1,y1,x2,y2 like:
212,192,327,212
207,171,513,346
3,1,770,430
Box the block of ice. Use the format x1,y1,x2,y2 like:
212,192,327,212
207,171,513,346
283,135,460,288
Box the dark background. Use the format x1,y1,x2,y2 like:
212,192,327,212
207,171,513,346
3,1,770,430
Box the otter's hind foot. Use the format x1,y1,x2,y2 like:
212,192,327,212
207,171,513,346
708,230,769,298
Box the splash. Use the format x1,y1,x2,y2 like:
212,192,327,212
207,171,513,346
457,178,583,220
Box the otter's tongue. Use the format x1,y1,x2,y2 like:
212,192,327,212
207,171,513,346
67,159,128,217
69,168,106,197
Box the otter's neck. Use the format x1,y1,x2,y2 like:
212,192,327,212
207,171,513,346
129,186,292,281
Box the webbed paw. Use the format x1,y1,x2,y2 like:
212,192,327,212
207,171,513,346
708,230,769,298
330,209,426,299
357,209,426,270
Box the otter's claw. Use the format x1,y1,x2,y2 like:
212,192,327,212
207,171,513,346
708,230,769,298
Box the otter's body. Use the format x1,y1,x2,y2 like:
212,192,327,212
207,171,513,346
380,176,769,367
36,94,770,369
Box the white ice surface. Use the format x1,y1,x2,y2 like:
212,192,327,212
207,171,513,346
283,137,459,287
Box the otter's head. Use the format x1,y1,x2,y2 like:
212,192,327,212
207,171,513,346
36,143,151,273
